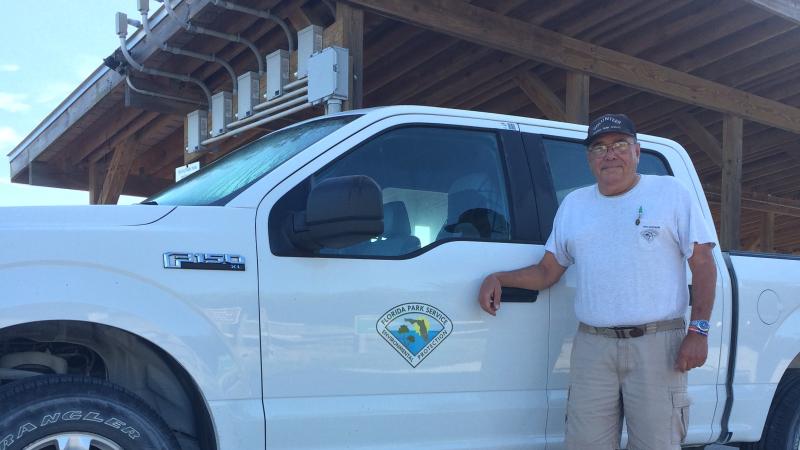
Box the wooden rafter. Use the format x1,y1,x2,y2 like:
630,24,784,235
345,0,800,134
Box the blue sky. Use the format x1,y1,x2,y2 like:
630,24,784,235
0,1,161,206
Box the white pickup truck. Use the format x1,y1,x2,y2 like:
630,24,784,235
1,106,799,450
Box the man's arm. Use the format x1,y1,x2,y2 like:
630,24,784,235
478,251,567,316
675,242,717,372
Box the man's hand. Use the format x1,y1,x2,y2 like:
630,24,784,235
674,332,708,372
478,274,502,316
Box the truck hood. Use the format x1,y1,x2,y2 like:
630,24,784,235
0,205,176,229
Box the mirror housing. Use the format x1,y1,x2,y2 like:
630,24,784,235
287,175,383,250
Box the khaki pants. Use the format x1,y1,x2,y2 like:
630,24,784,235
564,327,689,450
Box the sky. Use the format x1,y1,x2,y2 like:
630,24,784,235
0,1,162,206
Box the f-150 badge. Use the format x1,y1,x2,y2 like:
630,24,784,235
377,303,452,367
163,252,245,271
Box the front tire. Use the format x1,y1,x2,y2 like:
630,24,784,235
0,375,179,450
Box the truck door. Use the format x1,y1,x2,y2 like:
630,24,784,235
255,115,550,449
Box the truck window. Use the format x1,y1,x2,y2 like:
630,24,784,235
275,126,514,258
543,138,671,204
145,115,360,206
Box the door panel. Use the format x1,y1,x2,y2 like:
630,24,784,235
256,116,549,449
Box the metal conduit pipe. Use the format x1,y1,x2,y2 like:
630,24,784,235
227,94,308,128
208,0,294,62
202,102,315,146
126,75,208,106
283,77,308,92
253,86,307,111
156,0,264,75
117,24,213,106
139,3,237,93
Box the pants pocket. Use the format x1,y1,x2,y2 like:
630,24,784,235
671,390,690,444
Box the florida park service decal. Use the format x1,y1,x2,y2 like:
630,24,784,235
377,303,453,367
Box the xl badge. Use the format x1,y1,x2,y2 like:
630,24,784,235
377,303,453,367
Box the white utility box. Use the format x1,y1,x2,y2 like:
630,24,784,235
266,49,289,101
211,91,233,136
185,109,208,153
237,71,260,119
307,46,349,105
297,25,323,79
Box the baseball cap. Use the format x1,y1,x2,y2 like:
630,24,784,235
584,113,637,145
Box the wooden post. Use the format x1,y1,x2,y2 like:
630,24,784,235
98,139,139,205
721,114,743,250
565,71,589,124
327,2,363,110
89,161,102,205
761,212,775,253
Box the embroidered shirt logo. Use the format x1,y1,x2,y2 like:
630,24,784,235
640,226,660,242
377,303,453,367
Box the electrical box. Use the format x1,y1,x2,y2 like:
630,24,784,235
237,72,260,119
266,49,289,101
115,12,128,37
308,46,349,105
297,25,323,79
211,91,233,136
186,109,208,153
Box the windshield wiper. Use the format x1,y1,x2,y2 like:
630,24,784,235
140,200,159,205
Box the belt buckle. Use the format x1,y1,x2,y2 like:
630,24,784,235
611,326,644,338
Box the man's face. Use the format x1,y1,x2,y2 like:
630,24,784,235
587,132,640,189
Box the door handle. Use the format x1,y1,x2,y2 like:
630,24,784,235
502,287,539,303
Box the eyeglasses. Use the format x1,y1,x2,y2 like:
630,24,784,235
587,140,636,158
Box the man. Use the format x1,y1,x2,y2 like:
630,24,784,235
478,114,717,450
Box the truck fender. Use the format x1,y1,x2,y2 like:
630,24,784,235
0,261,261,401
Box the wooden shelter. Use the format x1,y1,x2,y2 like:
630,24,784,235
7,0,800,253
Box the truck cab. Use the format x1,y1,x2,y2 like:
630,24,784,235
1,106,799,450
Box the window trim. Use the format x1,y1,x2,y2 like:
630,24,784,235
269,123,539,260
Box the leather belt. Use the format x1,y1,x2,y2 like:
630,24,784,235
579,318,685,339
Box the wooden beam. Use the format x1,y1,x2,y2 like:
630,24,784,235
762,212,776,252
721,115,743,250
98,138,140,205
345,0,800,135
745,0,800,24
566,71,589,124
514,72,566,121
706,187,800,218
673,113,724,167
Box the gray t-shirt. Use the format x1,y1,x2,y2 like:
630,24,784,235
544,175,717,327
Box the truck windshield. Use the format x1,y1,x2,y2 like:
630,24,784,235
145,115,360,206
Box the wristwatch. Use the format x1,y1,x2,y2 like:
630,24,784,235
689,320,710,333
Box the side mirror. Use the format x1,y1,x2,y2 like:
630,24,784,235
287,175,383,250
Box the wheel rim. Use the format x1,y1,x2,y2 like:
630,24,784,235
22,433,122,450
